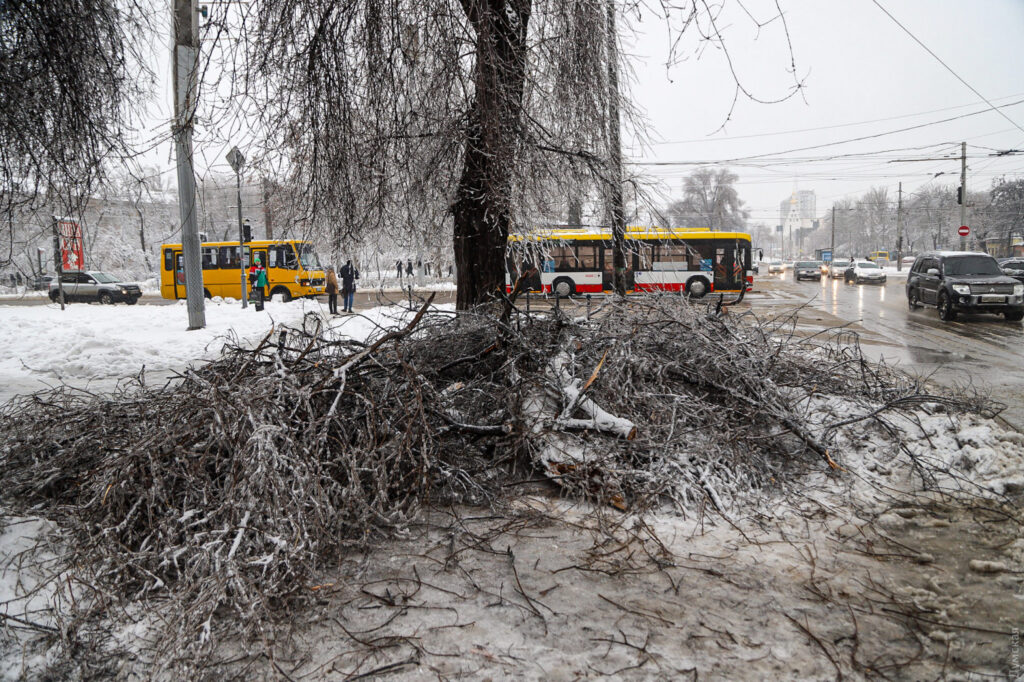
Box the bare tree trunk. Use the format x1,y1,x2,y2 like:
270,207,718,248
605,0,626,296
453,0,530,310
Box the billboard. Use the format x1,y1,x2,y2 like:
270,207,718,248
56,220,84,271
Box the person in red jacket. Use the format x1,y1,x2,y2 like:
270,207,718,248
249,255,267,311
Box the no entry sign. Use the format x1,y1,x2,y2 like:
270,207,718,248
958,225,970,237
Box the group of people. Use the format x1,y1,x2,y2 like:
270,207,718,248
325,260,359,315
395,259,453,279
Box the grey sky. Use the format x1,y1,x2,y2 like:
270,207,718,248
139,1,1023,228
625,0,1024,225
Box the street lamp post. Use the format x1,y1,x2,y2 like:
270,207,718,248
226,146,248,309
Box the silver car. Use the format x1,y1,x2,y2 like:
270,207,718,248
794,261,823,281
49,271,142,304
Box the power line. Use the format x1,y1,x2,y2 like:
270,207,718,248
650,92,1024,145
871,0,1024,137
632,97,1024,165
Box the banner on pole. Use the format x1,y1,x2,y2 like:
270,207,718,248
57,220,84,270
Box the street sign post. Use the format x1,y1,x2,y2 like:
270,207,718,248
958,225,970,237
226,146,248,309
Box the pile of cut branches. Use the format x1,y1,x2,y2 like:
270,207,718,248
0,295,995,671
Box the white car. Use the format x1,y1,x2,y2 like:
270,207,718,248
766,260,784,273
844,261,887,284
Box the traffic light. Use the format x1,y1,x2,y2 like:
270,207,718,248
956,186,963,205
242,219,252,243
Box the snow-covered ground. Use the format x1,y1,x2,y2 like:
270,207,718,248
2,297,1023,679
0,298,426,404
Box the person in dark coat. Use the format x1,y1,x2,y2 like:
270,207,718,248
406,259,413,277
339,259,359,313
396,259,403,280
325,266,339,315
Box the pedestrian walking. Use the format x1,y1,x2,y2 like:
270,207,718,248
406,259,413,277
325,265,339,315
396,259,403,280
339,259,359,313
249,255,267,311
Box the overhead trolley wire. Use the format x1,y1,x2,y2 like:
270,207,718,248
871,0,1024,137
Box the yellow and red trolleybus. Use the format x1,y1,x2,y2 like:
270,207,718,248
507,226,753,298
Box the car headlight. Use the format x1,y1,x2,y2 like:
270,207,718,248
1014,284,1023,296
952,284,971,295
121,288,129,294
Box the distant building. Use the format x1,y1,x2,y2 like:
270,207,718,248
779,190,817,258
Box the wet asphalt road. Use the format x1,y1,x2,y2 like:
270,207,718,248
753,270,1024,430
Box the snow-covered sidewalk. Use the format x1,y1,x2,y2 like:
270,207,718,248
0,298,413,404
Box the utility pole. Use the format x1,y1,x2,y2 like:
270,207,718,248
606,0,627,296
51,219,65,311
959,141,968,251
173,0,205,329
830,205,835,262
262,177,273,240
226,146,248,308
896,182,904,271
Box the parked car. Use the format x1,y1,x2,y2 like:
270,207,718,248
998,257,1024,284
900,256,917,269
844,261,887,284
32,274,54,291
767,260,784,274
907,252,1024,322
794,261,823,281
49,271,142,304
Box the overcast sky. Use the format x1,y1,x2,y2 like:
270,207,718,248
143,1,1024,227
624,0,1024,224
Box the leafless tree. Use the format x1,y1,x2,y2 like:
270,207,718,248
215,1,802,308
666,167,749,230
0,0,155,267
986,176,1024,254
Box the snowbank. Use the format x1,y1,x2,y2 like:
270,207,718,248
0,299,435,405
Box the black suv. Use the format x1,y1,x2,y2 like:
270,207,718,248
49,271,142,305
906,252,1024,322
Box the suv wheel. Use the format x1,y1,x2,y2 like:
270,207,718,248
908,289,921,309
1005,310,1024,322
937,292,957,322
98,291,113,305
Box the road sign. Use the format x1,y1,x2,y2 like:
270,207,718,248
958,225,970,237
226,146,245,173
